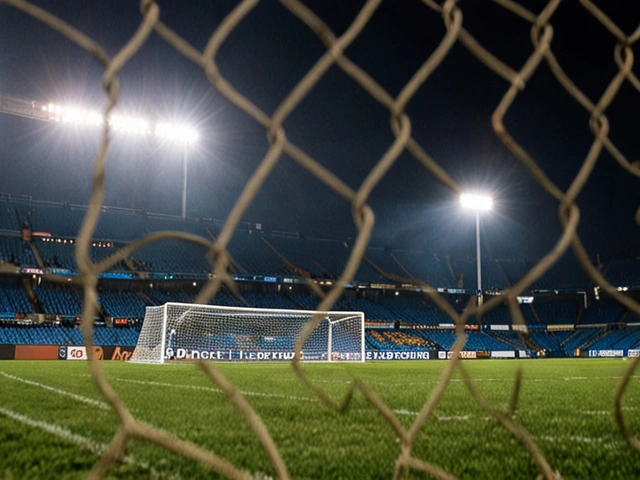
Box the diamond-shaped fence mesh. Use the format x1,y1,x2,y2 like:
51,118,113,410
2,0,640,478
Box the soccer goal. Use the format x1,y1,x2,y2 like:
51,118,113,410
129,302,365,364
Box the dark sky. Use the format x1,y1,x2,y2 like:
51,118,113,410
0,0,639,262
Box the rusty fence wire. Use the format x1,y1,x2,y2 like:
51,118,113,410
2,0,640,478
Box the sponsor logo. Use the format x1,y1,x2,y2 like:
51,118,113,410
172,348,230,361
628,349,640,358
331,352,360,361
438,351,447,360
67,346,87,360
365,351,430,361
166,348,338,362
58,346,67,360
241,351,296,361
491,351,516,358
111,346,133,361
589,349,624,358
446,351,477,359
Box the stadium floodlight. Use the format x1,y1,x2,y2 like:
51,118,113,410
155,122,199,144
460,193,494,306
460,193,493,211
39,101,198,219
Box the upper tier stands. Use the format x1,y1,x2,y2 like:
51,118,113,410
581,300,625,325
379,295,453,324
0,198,636,293
36,238,116,270
1,196,640,357
533,299,580,325
451,258,510,291
0,236,37,267
386,250,456,288
604,259,640,288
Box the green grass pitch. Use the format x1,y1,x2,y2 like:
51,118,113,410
0,358,639,479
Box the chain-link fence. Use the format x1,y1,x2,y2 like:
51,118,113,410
2,0,640,478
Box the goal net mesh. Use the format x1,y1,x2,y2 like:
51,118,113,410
129,303,364,363
3,0,640,478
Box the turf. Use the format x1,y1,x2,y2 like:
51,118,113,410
0,358,639,479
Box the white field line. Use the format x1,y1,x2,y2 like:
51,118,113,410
93,376,638,426
114,377,318,403
373,375,640,388
0,406,175,476
0,406,107,453
110,377,639,423
535,434,619,450
579,406,638,415
311,379,353,384
0,371,110,410
112,378,475,420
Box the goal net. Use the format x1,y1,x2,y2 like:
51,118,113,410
129,302,365,364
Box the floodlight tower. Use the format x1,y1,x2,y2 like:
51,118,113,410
460,193,493,306
0,94,200,220
154,123,199,220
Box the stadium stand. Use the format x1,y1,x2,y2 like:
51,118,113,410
0,197,639,358
0,324,138,346
366,329,435,351
0,283,33,316
581,300,625,325
129,240,212,274
604,258,640,288
0,236,37,267
99,290,148,319
533,299,580,325
533,258,589,290
451,258,509,291
379,294,453,324
385,250,456,288
225,231,284,276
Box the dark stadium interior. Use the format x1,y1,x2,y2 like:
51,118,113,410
0,0,639,360
0,196,638,358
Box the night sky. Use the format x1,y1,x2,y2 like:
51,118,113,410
0,0,639,262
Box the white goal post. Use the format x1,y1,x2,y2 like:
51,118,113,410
129,302,365,363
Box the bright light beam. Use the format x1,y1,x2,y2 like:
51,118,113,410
460,193,493,211
41,102,197,143
42,101,198,219
155,122,199,144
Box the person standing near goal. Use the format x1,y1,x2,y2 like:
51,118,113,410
168,328,177,360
